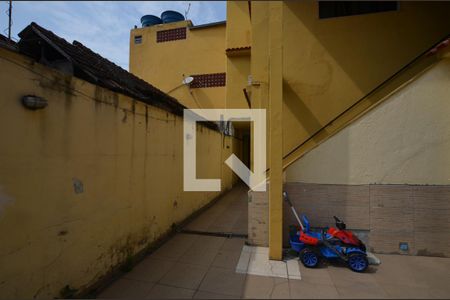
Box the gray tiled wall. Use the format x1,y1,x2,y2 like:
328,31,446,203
248,183,450,257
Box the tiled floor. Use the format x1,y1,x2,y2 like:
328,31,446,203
183,184,248,235
98,234,247,299
97,184,450,299
235,246,301,280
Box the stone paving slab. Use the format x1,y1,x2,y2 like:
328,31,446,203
235,246,301,280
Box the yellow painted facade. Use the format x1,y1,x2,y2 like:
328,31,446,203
129,0,450,186
129,20,227,109
225,1,251,49
0,47,239,298
248,1,450,256
250,1,450,161
129,6,253,111
279,1,450,161
225,2,252,110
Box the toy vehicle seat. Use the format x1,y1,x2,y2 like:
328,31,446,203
334,216,346,230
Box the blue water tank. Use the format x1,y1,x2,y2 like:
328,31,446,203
161,10,185,24
141,15,162,27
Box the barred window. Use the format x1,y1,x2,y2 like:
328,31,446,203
156,27,187,43
190,73,226,88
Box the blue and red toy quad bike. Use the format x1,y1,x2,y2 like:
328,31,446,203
284,192,369,273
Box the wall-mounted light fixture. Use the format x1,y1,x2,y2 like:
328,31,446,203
21,95,48,110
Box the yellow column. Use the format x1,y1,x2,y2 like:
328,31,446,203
268,1,283,260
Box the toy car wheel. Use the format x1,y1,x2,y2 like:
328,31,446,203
347,253,368,272
299,248,320,268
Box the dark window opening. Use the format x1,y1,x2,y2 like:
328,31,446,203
319,1,398,19
134,35,142,44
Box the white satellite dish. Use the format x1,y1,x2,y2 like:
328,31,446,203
182,76,194,85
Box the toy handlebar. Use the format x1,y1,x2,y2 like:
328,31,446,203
283,191,305,231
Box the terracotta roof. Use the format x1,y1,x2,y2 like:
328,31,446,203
16,22,189,118
225,46,251,52
0,34,11,43
0,34,18,51
225,46,251,57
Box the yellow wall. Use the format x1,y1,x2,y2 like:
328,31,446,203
286,52,450,185
248,1,450,254
225,55,251,109
226,1,251,49
251,1,450,161
281,1,450,157
130,8,252,111
0,47,238,298
129,21,227,109
249,1,272,169
225,2,252,110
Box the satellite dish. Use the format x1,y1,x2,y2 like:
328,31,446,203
182,76,194,85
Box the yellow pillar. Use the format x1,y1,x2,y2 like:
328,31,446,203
268,1,283,260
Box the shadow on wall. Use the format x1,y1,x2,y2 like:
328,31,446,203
283,80,324,142
281,1,450,156
285,1,450,94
